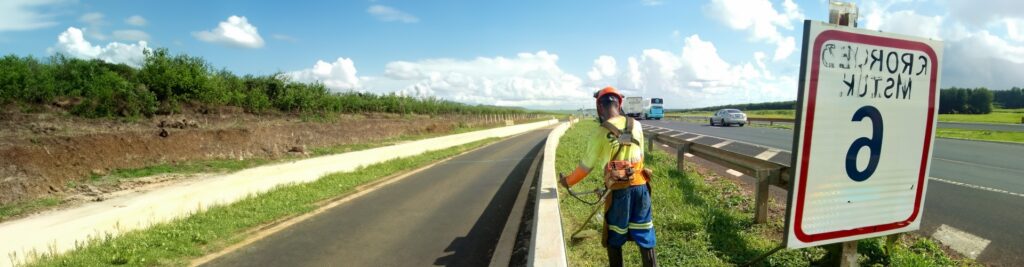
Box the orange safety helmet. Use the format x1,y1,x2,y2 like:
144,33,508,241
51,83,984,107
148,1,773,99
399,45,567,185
593,86,624,109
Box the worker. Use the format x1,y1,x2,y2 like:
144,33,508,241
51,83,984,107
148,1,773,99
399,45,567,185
560,86,657,267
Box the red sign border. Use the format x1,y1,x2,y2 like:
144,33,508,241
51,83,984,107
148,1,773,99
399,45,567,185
793,29,938,243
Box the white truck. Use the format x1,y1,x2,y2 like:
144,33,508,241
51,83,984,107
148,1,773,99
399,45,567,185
623,96,645,119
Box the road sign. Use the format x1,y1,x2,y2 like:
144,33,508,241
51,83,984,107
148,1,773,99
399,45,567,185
785,20,943,248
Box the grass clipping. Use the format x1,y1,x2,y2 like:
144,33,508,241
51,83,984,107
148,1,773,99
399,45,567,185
556,120,975,266
23,138,499,267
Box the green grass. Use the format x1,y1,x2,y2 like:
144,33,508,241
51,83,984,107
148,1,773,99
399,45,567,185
0,197,61,221
936,128,1024,143
939,108,1024,124
556,121,976,266
23,138,500,267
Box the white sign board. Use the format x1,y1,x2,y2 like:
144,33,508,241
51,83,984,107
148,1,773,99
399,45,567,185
785,21,943,248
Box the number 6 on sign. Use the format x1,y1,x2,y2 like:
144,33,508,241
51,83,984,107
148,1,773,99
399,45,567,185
845,105,883,182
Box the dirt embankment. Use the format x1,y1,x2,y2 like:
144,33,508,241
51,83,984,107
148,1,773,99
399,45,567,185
0,108,522,205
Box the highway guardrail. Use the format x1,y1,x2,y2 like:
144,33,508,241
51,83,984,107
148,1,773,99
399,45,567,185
641,124,792,223
669,115,795,126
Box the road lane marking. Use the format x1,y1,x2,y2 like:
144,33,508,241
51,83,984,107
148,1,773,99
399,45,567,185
929,177,1024,198
686,136,702,141
726,169,744,177
711,140,733,148
754,149,782,160
932,224,990,260
669,133,686,138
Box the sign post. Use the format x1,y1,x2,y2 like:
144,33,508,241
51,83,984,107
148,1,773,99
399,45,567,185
783,18,943,256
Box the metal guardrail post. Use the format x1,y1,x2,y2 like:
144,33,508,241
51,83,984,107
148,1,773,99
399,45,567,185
753,168,779,224
676,144,689,172
646,133,656,153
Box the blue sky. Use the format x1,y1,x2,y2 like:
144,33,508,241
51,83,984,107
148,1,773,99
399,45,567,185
2,0,1023,109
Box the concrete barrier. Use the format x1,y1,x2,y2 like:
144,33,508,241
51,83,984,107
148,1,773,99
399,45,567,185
0,119,559,267
528,119,575,267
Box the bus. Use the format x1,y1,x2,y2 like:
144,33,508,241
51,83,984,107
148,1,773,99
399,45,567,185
644,98,663,120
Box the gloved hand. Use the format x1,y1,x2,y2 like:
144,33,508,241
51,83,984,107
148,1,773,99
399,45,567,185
558,172,570,188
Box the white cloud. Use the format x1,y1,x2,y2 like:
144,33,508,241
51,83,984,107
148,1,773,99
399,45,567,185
0,0,64,32
863,8,943,40
79,12,103,25
361,51,589,107
367,5,419,23
1006,19,1024,43
585,35,794,108
192,16,264,49
78,12,107,40
124,15,147,26
859,0,1024,90
112,29,150,42
49,27,149,68
704,0,803,61
947,0,1024,28
286,57,361,91
944,30,1024,89
587,56,618,81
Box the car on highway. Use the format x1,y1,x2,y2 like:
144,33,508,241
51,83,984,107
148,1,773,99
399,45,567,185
710,109,747,127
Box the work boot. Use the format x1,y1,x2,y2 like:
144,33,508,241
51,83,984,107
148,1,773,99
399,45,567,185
607,247,623,267
640,247,658,267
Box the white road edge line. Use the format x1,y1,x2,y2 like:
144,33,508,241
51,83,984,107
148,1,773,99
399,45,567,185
929,177,1024,198
711,140,734,148
754,149,781,161
931,224,990,260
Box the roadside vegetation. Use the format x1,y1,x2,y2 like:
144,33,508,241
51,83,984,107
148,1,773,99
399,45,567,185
0,116,550,222
939,108,1024,124
0,50,539,119
22,138,500,266
936,128,1024,144
556,121,976,266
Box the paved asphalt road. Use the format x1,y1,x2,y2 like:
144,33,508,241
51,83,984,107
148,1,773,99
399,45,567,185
646,120,1024,266
203,129,548,267
939,122,1024,132
682,116,1024,132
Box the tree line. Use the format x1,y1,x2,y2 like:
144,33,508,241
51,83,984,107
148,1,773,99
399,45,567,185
0,48,533,118
993,87,1024,109
671,100,796,113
